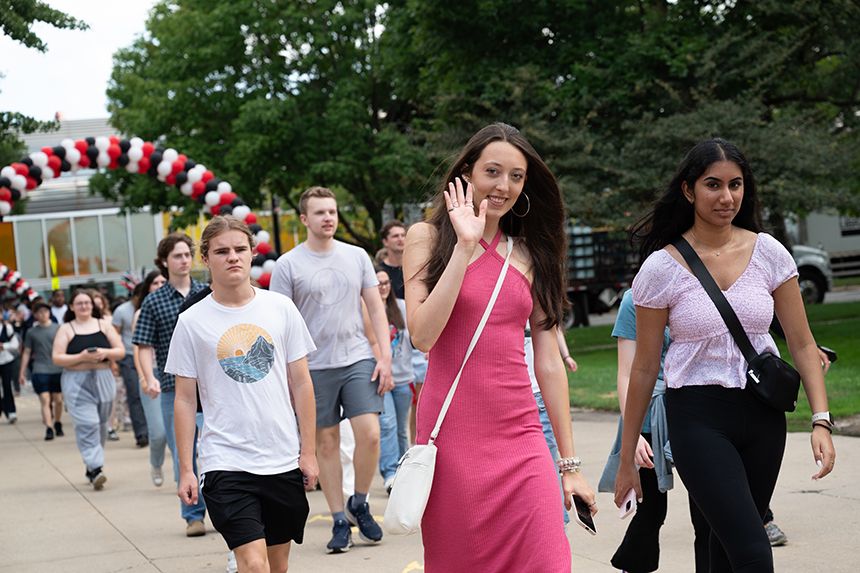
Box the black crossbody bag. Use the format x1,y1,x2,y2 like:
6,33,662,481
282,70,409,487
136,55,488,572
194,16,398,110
673,238,801,412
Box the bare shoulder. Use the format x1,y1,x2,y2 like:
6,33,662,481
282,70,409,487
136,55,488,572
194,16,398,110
406,221,436,244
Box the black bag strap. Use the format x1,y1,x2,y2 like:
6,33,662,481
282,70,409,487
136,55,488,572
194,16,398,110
672,238,758,363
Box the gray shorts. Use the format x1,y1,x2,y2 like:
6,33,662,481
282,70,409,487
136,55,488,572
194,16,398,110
311,359,381,428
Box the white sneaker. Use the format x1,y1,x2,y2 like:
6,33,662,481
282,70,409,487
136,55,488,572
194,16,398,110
151,466,164,487
225,551,238,573
8,413,17,424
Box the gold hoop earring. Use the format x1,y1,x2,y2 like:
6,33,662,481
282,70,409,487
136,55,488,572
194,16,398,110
512,193,530,217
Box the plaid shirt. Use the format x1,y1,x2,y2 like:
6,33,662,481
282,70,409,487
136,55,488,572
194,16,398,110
132,278,207,392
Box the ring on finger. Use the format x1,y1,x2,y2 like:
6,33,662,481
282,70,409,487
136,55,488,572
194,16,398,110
452,202,459,207
447,207,455,212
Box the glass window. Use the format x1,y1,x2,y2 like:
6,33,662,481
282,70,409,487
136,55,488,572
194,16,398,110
15,220,46,279
45,218,74,276
102,215,131,273
131,213,157,271
74,216,102,275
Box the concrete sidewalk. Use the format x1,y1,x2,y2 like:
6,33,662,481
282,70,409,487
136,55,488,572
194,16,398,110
1,391,857,572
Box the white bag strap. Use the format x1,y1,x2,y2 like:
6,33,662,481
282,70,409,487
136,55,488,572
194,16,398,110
428,236,513,444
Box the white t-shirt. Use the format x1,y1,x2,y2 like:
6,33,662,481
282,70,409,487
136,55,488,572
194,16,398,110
270,240,378,370
165,288,316,475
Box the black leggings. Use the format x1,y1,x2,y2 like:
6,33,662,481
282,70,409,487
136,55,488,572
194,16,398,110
666,385,785,573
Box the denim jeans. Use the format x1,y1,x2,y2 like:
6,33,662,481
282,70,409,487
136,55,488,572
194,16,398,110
378,384,413,480
534,391,570,525
117,355,148,440
140,390,167,470
160,388,206,523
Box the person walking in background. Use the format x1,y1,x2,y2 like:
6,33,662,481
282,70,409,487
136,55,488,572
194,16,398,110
132,271,169,487
134,233,209,536
0,307,20,423
374,267,414,494
377,221,407,298
19,301,64,440
403,122,596,572
167,216,319,573
51,289,125,489
615,138,836,573
113,288,150,448
49,289,67,324
270,186,392,554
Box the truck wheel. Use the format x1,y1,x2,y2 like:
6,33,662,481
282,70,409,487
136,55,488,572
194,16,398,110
798,269,826,304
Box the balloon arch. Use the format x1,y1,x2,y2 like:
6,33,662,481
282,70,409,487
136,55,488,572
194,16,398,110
0,135,277,301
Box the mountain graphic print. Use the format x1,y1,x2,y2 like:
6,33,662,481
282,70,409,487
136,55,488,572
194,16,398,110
216,324,275,383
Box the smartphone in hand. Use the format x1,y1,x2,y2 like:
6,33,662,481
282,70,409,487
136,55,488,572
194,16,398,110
572,495,597,535
619,488,637,520
86,347,98,353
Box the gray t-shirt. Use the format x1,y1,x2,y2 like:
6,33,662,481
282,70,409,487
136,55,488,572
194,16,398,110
112,300,135,355
24,323,62,374
270,240,377,370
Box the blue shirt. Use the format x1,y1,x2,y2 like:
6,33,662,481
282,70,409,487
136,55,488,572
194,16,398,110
132,278,207,392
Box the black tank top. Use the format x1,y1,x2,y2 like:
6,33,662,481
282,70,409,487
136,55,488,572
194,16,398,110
66,320,112,355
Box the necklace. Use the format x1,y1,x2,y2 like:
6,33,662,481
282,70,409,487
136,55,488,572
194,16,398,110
690,229,733,257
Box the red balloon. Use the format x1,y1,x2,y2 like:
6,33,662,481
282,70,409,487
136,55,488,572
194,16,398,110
12,163,29,176
178,154,187,162
257,272,271,288
47,155,61,172
109,135,120,145
109,158,119,170
210,204,221,216
142,142,155,157
78,155,91,168
107,144,121,160
256,241,272,255
25,176,37,190
0,188,11,202
41,146,54,156
165,173,176,185
138,156,151,173
74,140,88,154
201,170,214,183
245,213,257,225
171,160,185,174
192,180,206,196
219,192,237,206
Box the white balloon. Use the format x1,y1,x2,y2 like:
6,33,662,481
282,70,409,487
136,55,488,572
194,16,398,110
126,161,139,173
217,181,232,194
193,164,206,174
11,175,26,190
95,136,110,151
42,166,55,180
180,182,193,196
157,160,173,177
29,152,48,167
162,149,179,163
127,147,143,162
157,173,167,182
262,259,276,274
97,152,110,168
204,191,220,206
187,169,203,183
249,266,264,280
129,137,144,148
256,230,271,245
202,204,212,215
66,148,81,164
232,205,251,220
1,166,16,179
61,138,75,149
0,201,10,215
17,189,27,200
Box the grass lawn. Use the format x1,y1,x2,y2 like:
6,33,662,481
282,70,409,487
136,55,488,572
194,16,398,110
565,301,860,432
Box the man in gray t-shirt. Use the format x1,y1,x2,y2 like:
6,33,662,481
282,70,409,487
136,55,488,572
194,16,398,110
112,299,149,446
270,186,392,553
19,302,64,440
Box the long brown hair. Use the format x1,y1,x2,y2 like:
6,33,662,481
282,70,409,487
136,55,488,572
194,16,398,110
64,289,103,323
423,123,566,329
376,268,405,330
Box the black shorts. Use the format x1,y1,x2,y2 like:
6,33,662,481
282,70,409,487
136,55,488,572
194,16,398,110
202,468,309,550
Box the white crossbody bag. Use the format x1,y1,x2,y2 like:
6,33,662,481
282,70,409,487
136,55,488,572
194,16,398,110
384,237,513,535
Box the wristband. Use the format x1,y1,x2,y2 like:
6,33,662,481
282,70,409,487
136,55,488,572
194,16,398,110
812,421,833,434
557,456,581,474
811,411,833,426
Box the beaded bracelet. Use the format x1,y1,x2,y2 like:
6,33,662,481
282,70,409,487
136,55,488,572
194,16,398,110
557,456,582,474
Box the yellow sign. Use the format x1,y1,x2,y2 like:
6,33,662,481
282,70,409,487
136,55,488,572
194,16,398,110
49,244,59,290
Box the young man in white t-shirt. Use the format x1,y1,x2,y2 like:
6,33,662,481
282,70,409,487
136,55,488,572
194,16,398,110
166,216,318,573
270,186,392,553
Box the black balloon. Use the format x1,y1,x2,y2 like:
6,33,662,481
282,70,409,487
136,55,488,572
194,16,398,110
220,205,233,216
265,251,278,261
119,139,130,152
196,192,207,204
10,189,21,201
204,178,219,192
184,159,196,171
175,172,188,186
22,157,33,167
0,177,9,188
28,166,42,179
52,146,66,159
230,198,244,207
150,151,163,167
253,254,266,267
86,145,99,161
33,176,42,186
85,137,95,145
249,224,263,234
60,160,71,172
118,155,130,167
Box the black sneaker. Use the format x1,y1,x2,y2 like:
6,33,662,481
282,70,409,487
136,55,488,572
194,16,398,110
326,519,353,554
54,421,64,437
136,435,149,448
45,427,55,441
86,467,107,490
345,496,383,543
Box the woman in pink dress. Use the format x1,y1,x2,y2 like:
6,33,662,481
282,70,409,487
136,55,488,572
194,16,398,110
403,123,597,572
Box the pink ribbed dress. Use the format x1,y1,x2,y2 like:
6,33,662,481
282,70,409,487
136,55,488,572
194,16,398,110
416,230,571,572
